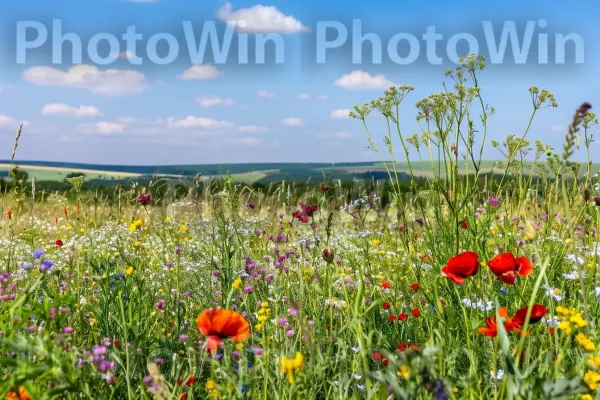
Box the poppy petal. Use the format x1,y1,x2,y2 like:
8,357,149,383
515,256,533,277
487,253,516,275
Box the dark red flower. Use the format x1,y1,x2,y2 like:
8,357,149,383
382,302,390,309
6,210,12,220
388,315,396,322
56,239,64,247
460,220,468,229
322,249,334,264
411,309,420,318
410,283,419,291
398,313,408,321
487,253,533,285
321,184,329,192
372,352,382,360
441,252,480,284
549,327,555,335
397,343,406,351
383,359,389,366
512,304,548,326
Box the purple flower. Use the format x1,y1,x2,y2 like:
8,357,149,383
137,194,152,206
286,329,295,337
247,202,255,209
488,197,500,207
33,249,45,259
63,327,73,334
155,300,165,310
40,260,54,271
98,360,115,373
252,347,264,356
279,318,288,325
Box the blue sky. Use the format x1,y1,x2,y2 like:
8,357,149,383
0,0,598,165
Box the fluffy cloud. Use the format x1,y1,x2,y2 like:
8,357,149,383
257,90,277,99
42,103,103,118
281,117,303,127
334,70,394,90
228,137,261,146
178,65,222,80
0,115,16,128
167,116,234,129
217,2,309,33
196,96,235,107
22,65,148,96
331,109,351,119
79,122,126,134
238,125,271,133
298,93,329,100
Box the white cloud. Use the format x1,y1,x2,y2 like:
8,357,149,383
0,115,16,128
298,93,329,100
238,125,271,133
42,103,103,118
229,137,261,146
334,70,394,90
282,117,303,127
22,65,148,96
167,116,234,129
217,2,309,34
257,90,277,99
79,121,126,134
178,65,222,80
331,109,351,119
196,96,235,107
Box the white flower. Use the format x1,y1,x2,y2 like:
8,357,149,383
542,284,563,301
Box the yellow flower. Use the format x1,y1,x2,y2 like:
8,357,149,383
584,370,600,391
179,224,187,232
232,278,242,289
134,241,142,247
235,343,244,351
581,395,593,400
371,239,381,246
165,217,172,222
206,379,216,390
587,355,600,369
397,365,410,378
452,387,459,393
126,267,134,276
577,333,597,352
557,321,572,335
281,352,304,384
566,238,574,244
571,314,588,328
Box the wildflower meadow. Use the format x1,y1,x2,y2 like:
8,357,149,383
2,56,600,400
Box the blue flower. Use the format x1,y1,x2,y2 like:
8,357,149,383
20,262,32,271
33,249,45,259
40,260,54,271
500,288,508,295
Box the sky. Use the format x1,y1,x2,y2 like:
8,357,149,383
0,0,598,166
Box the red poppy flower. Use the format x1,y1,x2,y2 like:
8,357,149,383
383,359,389,366
549,327,555,335
7,387,31,400
56,239,64,247
411,309,420,317
512,304,548,326
398,313,408,321
372,352,382,360
477,308,521,338
381,280,390,289
388,315,397,322
410,283,419,291
460,220,468,229
441,252,480,284
6,210,12,220
487,253,534,285
397,343,406,351
382,302,391,309
196,309,250,352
